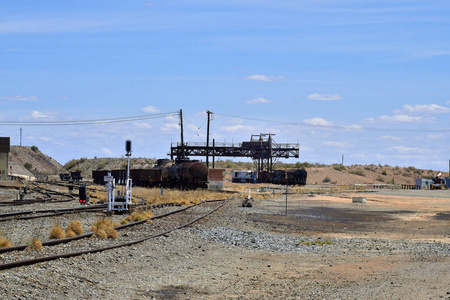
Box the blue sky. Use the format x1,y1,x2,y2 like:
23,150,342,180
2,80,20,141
1,0,449,171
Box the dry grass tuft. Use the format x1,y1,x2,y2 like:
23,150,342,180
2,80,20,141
91,218,118,239
93,228,107,239
0,237,12,248
28,238,43,252
66,220,83,236
65,230,76,238
121,210,153,224
131,187,227,205
49,225,66,239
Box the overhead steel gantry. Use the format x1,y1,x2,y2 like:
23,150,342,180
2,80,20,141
169,133,300,182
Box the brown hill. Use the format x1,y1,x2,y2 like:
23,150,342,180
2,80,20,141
62,157,157,177
8,146,62,177
305,165,443,185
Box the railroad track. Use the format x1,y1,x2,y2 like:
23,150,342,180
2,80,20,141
0,201,180,222
0,197,232,270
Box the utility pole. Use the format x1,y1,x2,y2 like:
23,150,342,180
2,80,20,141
179,109,185,160
20,128,22,146
206,110,213,169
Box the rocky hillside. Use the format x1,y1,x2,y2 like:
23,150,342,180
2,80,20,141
8,146,62,177
62,157,157,177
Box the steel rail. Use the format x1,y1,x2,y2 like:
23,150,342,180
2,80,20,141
0,199,223,254
0,197,231,270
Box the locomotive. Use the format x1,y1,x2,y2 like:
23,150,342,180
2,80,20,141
92,159,208,190
231,168,307,185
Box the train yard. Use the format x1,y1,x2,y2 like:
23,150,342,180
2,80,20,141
0,180,449,299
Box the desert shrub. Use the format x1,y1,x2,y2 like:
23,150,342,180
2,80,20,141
24,162,33,170
66,220,83,236
121,211,154,224
322,177,331,183
349,170,365,177
28,238,43,252
96,161,107,170
91,218,118,239
386,178,395,184
376,176,384,182
332,164,346,171
381,170,387,176
0,236,12,248
64,159,80,170
49,225,65,239
30,145,39,152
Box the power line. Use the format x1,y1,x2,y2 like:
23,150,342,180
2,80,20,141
214,113,450,133
0,112,179,126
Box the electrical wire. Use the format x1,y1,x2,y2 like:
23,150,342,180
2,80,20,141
214,113,450,133
0,112,179,126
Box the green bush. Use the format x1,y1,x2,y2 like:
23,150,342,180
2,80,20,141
24,162,33,170
30,145,39,152
349,170,365,177
323,177,331,183
332,164,346,171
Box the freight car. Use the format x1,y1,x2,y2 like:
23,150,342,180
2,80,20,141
59,171,83,182
286,169,307,186
91,159,207,189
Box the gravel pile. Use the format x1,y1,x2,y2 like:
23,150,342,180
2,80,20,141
192,226,450,257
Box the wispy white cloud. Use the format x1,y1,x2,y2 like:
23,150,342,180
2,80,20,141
342,124,363,131
133,122,152,129
0,95,40,101
160,122,180,132
303,117,333,127
366,114,434,123
102,148,114,156
424,133,445,140
245,97,270,104
242,74,285,82
39,137,64,146
381,135,402,141
307,93,343,101
323,141,353,148
386,146,432,154
219,124,255,133
142,105,161,113
31,111,49,119
395,104,450,114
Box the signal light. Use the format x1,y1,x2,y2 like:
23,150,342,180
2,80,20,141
79,185,86,205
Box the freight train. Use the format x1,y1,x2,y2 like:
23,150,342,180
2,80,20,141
92,159,208,190
231,169,307,185
270,169,307,185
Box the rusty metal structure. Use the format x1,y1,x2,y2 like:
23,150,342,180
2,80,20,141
170,133,299,182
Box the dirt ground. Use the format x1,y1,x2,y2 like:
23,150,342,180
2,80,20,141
137,189,450,299
0,187,449,299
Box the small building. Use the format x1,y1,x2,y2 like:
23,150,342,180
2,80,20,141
208,168,225,190
0,137,10,180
